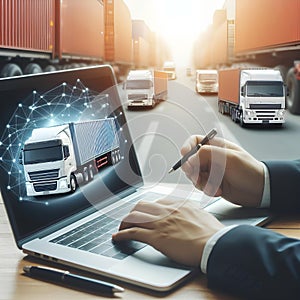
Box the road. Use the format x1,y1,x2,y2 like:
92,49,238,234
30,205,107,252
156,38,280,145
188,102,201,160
119,68,300,185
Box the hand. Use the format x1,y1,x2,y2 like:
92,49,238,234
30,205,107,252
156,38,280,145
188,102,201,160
112,198,224,267
181,136,265,207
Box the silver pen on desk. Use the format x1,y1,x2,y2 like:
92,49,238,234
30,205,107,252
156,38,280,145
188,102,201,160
168,128,217,174
23,265,124,294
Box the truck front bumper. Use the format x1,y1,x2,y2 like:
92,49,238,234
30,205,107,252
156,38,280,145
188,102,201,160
243,109,285,124
26,177,70,196
127,99,153,107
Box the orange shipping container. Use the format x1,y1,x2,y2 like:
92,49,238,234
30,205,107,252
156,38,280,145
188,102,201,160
104,0,132,64
218,68,240,105
0,0,55,54
57,0,105,60
235,0,300,54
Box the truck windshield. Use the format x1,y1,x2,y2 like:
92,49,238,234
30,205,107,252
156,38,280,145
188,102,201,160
23,145,63,164
247,81,284,97
198,74,217,81
126,80,153,89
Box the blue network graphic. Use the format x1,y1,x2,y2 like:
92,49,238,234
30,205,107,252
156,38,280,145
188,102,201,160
0,79,122,200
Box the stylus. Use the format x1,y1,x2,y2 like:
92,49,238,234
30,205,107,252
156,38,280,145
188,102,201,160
23,265,124,294
168,128,217,173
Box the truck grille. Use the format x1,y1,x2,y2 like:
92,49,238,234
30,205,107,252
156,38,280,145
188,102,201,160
249,104,282,109
33,182,57,192
28,169,59,181
128,94,148,100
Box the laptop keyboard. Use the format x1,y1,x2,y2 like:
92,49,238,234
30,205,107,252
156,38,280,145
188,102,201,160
50,192,160,260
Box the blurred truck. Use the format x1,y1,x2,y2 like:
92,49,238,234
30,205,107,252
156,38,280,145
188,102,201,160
163,61,176,80
195,69,218,94
218,68,286,126
0,0,132,79
21,118,120,196
125,70,168,109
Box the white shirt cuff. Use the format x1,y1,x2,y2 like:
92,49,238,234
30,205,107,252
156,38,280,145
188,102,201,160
260,162,271,208
200,225,237,273
200,163,271,273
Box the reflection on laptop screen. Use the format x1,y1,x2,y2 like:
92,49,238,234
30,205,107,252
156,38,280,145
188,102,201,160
0,66,142,246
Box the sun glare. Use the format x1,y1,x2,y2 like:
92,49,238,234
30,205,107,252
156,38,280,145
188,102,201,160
124,0,225,66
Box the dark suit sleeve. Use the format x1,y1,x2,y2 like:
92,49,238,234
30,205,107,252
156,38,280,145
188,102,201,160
206,160,300,299
207,225,300,299
263,160,300,211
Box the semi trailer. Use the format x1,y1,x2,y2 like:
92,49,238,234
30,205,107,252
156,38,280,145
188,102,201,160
218,68,286,126
21,118,120,197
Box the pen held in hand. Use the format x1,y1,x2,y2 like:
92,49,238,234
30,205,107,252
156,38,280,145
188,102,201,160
23,265,124,294
168,128,217,174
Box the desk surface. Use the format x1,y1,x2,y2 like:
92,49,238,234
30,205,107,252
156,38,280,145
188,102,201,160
1,199,300,300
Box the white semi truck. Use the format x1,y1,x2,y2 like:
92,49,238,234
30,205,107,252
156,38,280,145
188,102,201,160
195,69,218,94
218,68,286,126
125,70,168,109
21,118,120,196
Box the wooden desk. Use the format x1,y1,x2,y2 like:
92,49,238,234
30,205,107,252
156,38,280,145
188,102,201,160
1,200,300,300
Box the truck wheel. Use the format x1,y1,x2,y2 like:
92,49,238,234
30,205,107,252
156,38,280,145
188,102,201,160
0,63,23,78
70,175,77,193
286,68,300,114
44,65,56,73
239,112,245,127
24,63,43,75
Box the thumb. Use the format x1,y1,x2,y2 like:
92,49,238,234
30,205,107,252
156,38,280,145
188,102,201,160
112,227,152,244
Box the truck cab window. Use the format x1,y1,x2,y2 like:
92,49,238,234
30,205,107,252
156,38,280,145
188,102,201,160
246,82,284,97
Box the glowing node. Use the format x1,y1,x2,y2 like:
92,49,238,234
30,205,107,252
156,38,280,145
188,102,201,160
7,186,11,190
66,103,71,108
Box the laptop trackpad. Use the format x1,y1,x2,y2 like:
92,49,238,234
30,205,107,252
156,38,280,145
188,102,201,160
110,246,191,286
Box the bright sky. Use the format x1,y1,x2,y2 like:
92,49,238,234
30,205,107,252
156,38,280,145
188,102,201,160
123,0,225,67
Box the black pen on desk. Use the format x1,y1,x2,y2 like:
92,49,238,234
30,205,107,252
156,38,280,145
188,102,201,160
168,128,217,174
23,265,124,294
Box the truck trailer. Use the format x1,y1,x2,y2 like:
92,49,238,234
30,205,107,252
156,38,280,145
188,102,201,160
125,70,168,109
0,0,133,80
21,118,120,197
218,68,286,126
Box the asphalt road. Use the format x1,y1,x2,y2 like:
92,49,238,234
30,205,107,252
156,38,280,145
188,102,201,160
119,69,300,185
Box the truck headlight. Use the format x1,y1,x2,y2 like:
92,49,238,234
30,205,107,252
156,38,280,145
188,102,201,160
277,110,285,117
245,110,254,117
59,179,68,189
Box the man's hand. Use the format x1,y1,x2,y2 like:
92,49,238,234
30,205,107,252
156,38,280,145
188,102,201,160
112,198,224,267
181,136,265,207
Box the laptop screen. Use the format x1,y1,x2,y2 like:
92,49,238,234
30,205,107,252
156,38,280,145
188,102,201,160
0,66,142,246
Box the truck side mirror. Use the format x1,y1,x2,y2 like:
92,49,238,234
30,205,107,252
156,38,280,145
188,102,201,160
241,86,245,97
19,151,23,165
285,84,289,97
63,145,70,159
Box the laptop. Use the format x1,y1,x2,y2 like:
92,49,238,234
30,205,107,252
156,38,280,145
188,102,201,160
0,65,271,292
